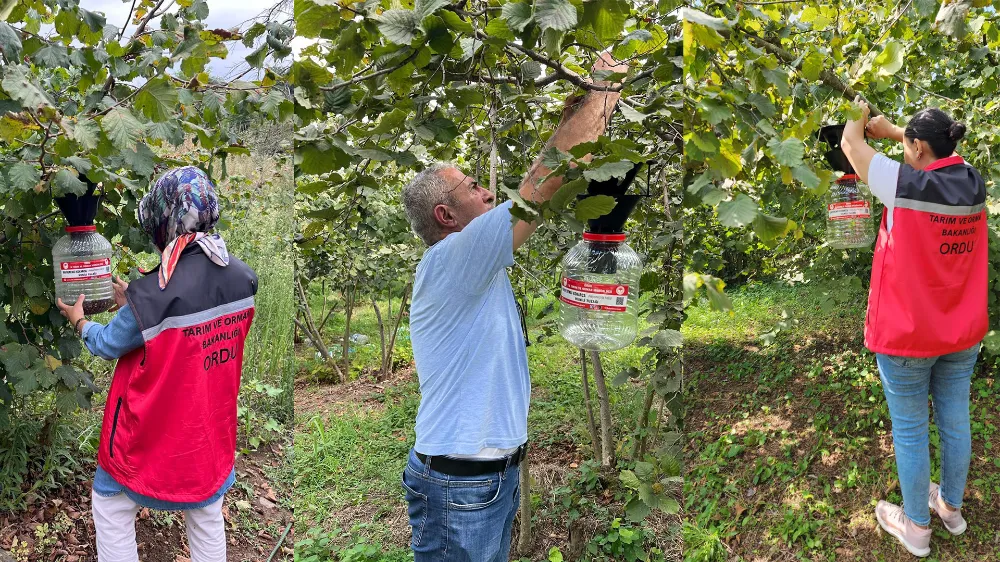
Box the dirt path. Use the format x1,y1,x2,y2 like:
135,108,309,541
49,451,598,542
0,443,292,562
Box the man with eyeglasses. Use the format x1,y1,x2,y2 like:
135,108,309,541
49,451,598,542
398,52,627,561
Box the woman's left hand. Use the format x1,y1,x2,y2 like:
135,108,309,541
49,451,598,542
56,294,86,334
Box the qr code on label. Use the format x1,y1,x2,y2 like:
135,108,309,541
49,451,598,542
615,297,625,306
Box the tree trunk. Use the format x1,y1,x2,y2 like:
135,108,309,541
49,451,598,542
516,453,532,555
581,349,603,462
589,350,615,467
631,382,657,461
384,284,410,378
372,296,388,378
342,285,355,379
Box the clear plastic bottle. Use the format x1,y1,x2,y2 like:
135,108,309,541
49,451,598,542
52,226,114,315
558,232,643,351
826,174,876,249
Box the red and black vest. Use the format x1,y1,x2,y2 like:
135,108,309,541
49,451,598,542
97,244,257,502
865,155,987,358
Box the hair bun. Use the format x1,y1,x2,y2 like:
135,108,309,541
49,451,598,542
948,121,966,141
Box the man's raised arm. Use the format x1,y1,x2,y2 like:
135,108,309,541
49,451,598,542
512,53,628,251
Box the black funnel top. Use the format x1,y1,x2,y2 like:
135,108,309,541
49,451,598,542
579,161,645,234
54,177,101,227
819,124,854,175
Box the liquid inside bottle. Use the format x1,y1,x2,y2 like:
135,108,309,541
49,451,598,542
826,175,876,249
558,233,642,351
52,226,114,315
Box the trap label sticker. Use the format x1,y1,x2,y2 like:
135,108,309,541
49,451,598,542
560,278,628,312
60,258,111,282
828,201,871,220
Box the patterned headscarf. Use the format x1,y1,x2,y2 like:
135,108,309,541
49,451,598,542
138,166,229,290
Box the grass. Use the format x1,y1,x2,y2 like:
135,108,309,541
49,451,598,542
293,292,677,560
683,282,1000,561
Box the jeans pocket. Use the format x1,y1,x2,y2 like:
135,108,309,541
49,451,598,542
446,473,504,511
401,469,428,547
886,354,934,369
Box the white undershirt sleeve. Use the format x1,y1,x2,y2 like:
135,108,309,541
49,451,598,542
866,152,901,232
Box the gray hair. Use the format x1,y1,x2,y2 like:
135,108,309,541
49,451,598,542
402,162,457,246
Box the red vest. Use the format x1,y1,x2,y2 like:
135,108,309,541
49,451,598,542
865,155,987,357
97,245,257,502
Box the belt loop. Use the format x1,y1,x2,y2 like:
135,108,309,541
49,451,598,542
422,454,432,477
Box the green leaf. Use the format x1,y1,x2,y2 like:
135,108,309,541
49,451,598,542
584,0,629,42
0,22,22,63
245,43,268,68
439,10,474,34
33,44,70,67
377,10,420,45
80,9,106,32
415,0,450,19
484,17,515,40
583,160,635,182
717,194,758,228
634,461,655,481
681,7,730,30
535,0,577,32
70,118,101,150
423,15,455,54
618,103,648,123
548,547,564,562
767,137,805,167
51,169,88,197
574,194,617,221
699,98,731,126
550,178,588,210
8,163,39,192
753,213,794,241
295,139,350,175
800,49,824,81
502,2,534,32
134,77,179,123
1,66,52,110
413,117,459,143
791,165,820,189
874,40,906,76
625,497,652,521
619,470,641,489
651,329,683,350
101,108,143,149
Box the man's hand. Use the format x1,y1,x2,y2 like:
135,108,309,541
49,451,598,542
56,294,86,334
592,51,629,82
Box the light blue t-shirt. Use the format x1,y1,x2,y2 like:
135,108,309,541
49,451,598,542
410,200,531,456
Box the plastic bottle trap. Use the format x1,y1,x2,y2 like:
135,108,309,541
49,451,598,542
558,162,646,352
52,179,114,315
819,124,875,249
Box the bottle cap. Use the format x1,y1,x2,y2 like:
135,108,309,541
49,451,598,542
583,232,626,242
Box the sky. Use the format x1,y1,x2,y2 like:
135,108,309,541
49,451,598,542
77,0,286,79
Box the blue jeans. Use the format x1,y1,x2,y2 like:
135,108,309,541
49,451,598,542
876,343,979,526
401,448,520,561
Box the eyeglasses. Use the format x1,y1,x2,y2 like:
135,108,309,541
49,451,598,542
513,292,530,348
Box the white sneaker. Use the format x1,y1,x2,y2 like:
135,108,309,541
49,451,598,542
928,482,967,535
875,500,932,557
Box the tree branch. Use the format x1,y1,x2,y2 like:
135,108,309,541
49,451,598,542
727,27,883,116
321,49,421,91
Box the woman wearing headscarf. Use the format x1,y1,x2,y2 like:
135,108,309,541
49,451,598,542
842,99,985,557
56,166,258,562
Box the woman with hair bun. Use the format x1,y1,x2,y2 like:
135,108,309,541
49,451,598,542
841,99,986,557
